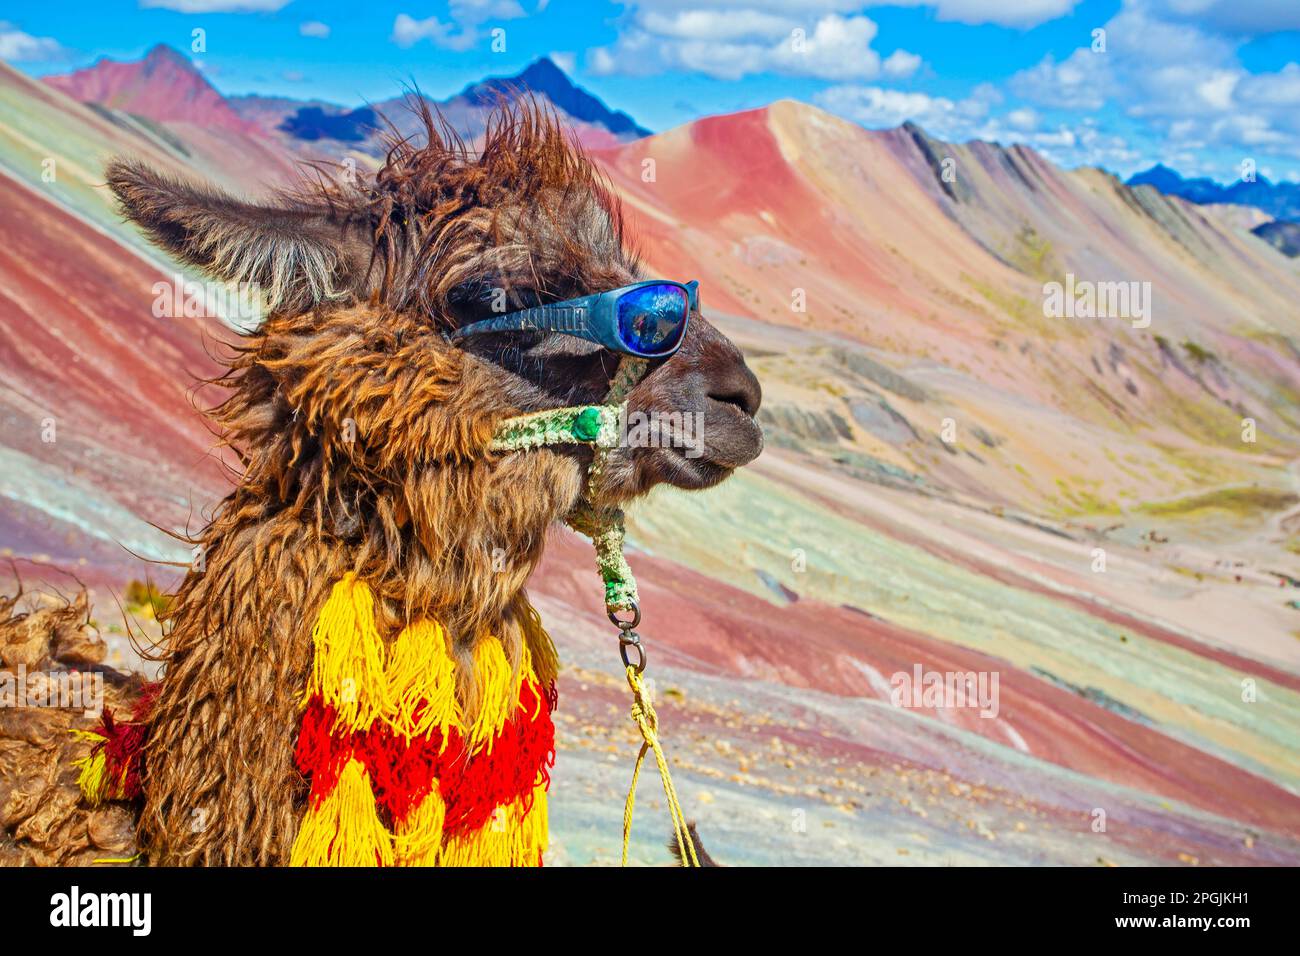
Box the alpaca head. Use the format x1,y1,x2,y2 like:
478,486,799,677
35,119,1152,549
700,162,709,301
106,101,761,651
107,100,760,508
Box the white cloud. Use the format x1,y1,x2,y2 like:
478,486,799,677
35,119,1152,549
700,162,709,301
0,22,62,61
1005,107,1040,130
1012,0,1236,117
1239,62,1300,107
1196,70,1238,110
590,11,922,82
1010,50,1113,111
392,1,525,51
619,0,1079,29
549,50,576,74
640,9,796,41
300,21,331,39
883,49,922,78
887,0,1082,29
813,84,991,132
1006,0,1300,162
140,0,290,11
1151,0,1300,34
814,82,1142,171
392,14,458,49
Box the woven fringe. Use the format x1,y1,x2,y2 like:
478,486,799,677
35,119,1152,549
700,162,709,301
71,731,110,806
468,637,515,753
305,574,393,733
290,758,395,867
294,575,551,867
393,789,447,866
386,618,458,742
439,784,548,867
306,574,518,744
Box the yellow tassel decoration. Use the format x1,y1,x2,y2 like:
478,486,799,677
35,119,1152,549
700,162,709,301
438,785,549,868
385,619,459,743
393,789,447,866
467,637,517,753
290,758,395,867
304,574,394,734
71,730,109,806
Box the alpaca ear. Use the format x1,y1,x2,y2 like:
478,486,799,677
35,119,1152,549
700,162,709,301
105,159,370,313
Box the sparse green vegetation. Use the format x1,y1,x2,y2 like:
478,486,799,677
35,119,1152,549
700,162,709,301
962,273,1044,332
1137,486,1298,518
1181,340,1216,364
1007,225,1057,280
1052,475,1121,516
124,579,170,618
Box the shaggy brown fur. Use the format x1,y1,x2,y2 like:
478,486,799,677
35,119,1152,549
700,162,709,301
3,100,762,866
668,823,719,867
0,582,143,865
139,308,583,864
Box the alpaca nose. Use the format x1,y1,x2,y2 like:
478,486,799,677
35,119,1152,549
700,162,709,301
708,360,762,417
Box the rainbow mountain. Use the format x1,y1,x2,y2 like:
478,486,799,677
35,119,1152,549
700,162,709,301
1,45,1298,866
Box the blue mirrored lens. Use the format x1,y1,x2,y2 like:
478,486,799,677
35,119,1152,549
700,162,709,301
617,284,687,355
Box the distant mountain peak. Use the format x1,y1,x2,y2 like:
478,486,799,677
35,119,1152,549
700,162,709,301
43,44,257,135
46,44,650,154
516,56,567,85
143,43,192,66
454,56,650,139
1128,163,1296,221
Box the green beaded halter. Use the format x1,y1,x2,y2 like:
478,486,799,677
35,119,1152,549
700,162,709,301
488,357,648,618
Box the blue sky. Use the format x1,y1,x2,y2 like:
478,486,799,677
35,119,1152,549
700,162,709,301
4,1,1300,182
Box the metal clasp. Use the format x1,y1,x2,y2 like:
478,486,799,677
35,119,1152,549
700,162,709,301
608,600,646,673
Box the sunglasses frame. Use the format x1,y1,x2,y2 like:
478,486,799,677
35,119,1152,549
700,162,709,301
449,279,698,359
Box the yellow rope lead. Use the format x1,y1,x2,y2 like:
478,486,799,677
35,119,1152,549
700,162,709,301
620,665,699,868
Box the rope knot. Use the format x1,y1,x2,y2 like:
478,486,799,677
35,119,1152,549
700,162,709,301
621,665,699,867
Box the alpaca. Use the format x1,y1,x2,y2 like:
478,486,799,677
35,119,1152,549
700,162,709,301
0,101,762,866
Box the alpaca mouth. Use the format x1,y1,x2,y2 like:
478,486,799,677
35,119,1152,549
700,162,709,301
703,397,765,468
646,445,738,489
641,406,763,489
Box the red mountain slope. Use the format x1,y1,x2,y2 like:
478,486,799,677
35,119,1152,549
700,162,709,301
44,44,258,136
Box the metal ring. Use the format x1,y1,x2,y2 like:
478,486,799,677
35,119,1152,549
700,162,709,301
619,638,646,673
607,600,641,630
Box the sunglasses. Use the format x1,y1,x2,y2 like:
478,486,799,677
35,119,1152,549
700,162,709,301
449,280,698,359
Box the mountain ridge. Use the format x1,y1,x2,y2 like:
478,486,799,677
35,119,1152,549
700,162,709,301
452,56,650,138
43,47,649,154
43,43,259,136
1128,162,1300,228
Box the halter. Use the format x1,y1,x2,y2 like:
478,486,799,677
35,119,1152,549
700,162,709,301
488,355,646,620
487,355,701,866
